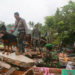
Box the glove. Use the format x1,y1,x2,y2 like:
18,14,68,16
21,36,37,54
10,30,14,33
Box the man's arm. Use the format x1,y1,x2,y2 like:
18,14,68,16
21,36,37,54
22,19,28,34
12,20,17,32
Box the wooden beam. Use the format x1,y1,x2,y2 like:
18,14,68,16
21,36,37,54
0,69,24,75
0,61,11,69
5,67,16,75
0,67,4,72
0,52,35,68
60,59,75,65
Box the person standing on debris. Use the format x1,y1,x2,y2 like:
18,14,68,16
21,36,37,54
37,44,60,68
11,12,28,54
31,24,41,52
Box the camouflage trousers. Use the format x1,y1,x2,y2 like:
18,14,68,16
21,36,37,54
40,61,60,68
33,39,41,52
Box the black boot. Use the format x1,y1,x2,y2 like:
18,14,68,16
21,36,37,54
22,44,25,53
18,44,22,54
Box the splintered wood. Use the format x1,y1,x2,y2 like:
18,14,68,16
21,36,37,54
4,67,16,75
0,68,34,75
0,67,4,72
0,52,35,68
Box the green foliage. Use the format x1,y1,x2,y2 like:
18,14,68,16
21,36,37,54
0,0,75,47
58,21,64,25
28,21,35,28
45,16,54,28
43,0,75,46
52,37,60,46
6,24,14,27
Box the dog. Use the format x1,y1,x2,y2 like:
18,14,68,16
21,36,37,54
0,25,18,55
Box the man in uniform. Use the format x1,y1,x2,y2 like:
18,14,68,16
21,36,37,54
11,12,28,54
31,24,41,52
37,44,60,68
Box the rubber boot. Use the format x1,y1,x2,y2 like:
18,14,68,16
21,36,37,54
18,44,22,54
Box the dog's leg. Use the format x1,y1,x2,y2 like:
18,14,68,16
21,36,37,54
2,43,6,54
13,42,19,55
15,43,19,55
10,43,12,54
2,40,5,54
7,44,9,55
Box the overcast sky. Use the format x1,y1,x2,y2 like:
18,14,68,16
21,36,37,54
0,0,75,27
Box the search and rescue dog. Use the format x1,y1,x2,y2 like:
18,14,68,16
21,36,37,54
0,25,18,55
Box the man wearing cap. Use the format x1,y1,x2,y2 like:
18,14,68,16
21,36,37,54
31,24,41,52
37,44,60,68
11,12,28,54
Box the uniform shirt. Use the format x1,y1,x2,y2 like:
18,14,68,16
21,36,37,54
13,18,28,34
31,28,41,40
41,51,60,68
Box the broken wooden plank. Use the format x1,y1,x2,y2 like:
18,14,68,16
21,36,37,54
0,68,34,75
23,68,34,75
33,67,62,74
0,67,4,72
31,52,40,55
68,57,75,62
60,59,75,65
5,67,16,75
0,61,11,69
0,52,35,68
0,69,24,75
23,51,40,56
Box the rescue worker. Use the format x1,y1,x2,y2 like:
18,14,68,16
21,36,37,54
11,12,28,54
31,24,41,52
37,44,60,68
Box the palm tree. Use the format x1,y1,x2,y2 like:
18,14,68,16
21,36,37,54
28,21,35,28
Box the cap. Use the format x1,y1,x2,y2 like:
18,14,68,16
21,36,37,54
45,44,53,48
